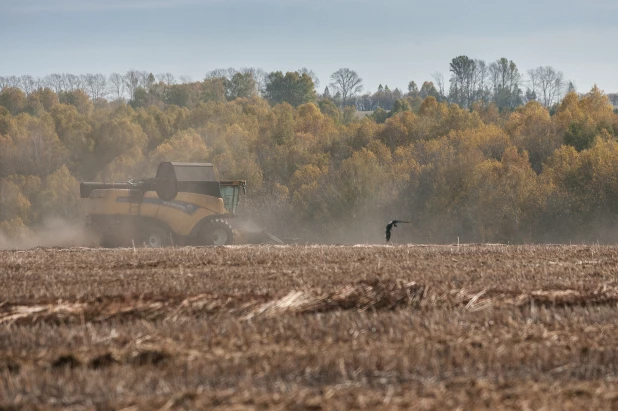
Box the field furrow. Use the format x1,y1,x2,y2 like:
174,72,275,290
2,245,618,409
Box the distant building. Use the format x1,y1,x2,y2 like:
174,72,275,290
355,110,374,119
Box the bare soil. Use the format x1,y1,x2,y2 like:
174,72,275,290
2,244,618,410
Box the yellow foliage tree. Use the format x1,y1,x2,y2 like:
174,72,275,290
9,113,70,177
0,179,31,223
149,129,210,164
469,147,546,242
39,165,81,220
506,101,559,172
555,87,617,151
92,117,147,172
50,104,94,176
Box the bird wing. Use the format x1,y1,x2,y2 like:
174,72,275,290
393,220,411,224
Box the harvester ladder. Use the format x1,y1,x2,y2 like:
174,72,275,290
129,189,143,216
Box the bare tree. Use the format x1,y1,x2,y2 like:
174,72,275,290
19,75,39,94
124,69,141,99
139,71,155,90
179,74,193,83
432,72,446,99
473,60,490,103
8,76,22,89
489,58,521,92
298,67,320,89
241,67,267,95
205,68,236,80
0,76,21,90
528,66,565,107
157,72,176,85
43,74,66,93
65,74,84,91
108,73,126,100
330,68,363,106
84,73,107,100
488,58,522,109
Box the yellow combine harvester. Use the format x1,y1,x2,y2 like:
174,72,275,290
80,162,276,247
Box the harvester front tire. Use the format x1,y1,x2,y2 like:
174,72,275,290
200,219,234,246
143,225,171,248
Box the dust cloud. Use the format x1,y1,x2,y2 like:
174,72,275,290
0,219,97,250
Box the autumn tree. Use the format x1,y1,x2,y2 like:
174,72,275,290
1,65,618,242
419,81,439,100
226,72,257,100
38,165,81,220
0,87,26,115
390,99,411,116
297,67,320,89
200,78,227,104
50,103,94,176
8,114,69,177
149,129,210,164
264,71,316,107
506,101,557,172
28,88,59,112
371,107,389,124
58,89,94,116
469,147,544,242
91,117,147,171
318,98,340,123
557,86,617,151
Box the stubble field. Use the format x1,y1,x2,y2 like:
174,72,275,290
2,244,618,410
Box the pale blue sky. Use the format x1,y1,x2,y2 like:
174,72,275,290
1,0,617,94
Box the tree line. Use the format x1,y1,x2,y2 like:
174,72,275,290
1,60,618,243
2,56,616,114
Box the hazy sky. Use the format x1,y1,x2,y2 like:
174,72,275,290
2,0,617,94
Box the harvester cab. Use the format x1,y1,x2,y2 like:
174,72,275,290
80,162,247,247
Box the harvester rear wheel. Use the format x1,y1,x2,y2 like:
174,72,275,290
143,225,171,248
200,219,234,246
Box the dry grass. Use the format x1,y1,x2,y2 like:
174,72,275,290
2,244,618,410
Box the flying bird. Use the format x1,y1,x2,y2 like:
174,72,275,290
386,220,410,242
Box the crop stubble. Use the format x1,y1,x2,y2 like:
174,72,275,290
1,244,618,410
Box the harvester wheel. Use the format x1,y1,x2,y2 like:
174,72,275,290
143,225,171,248
200,219,234,246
